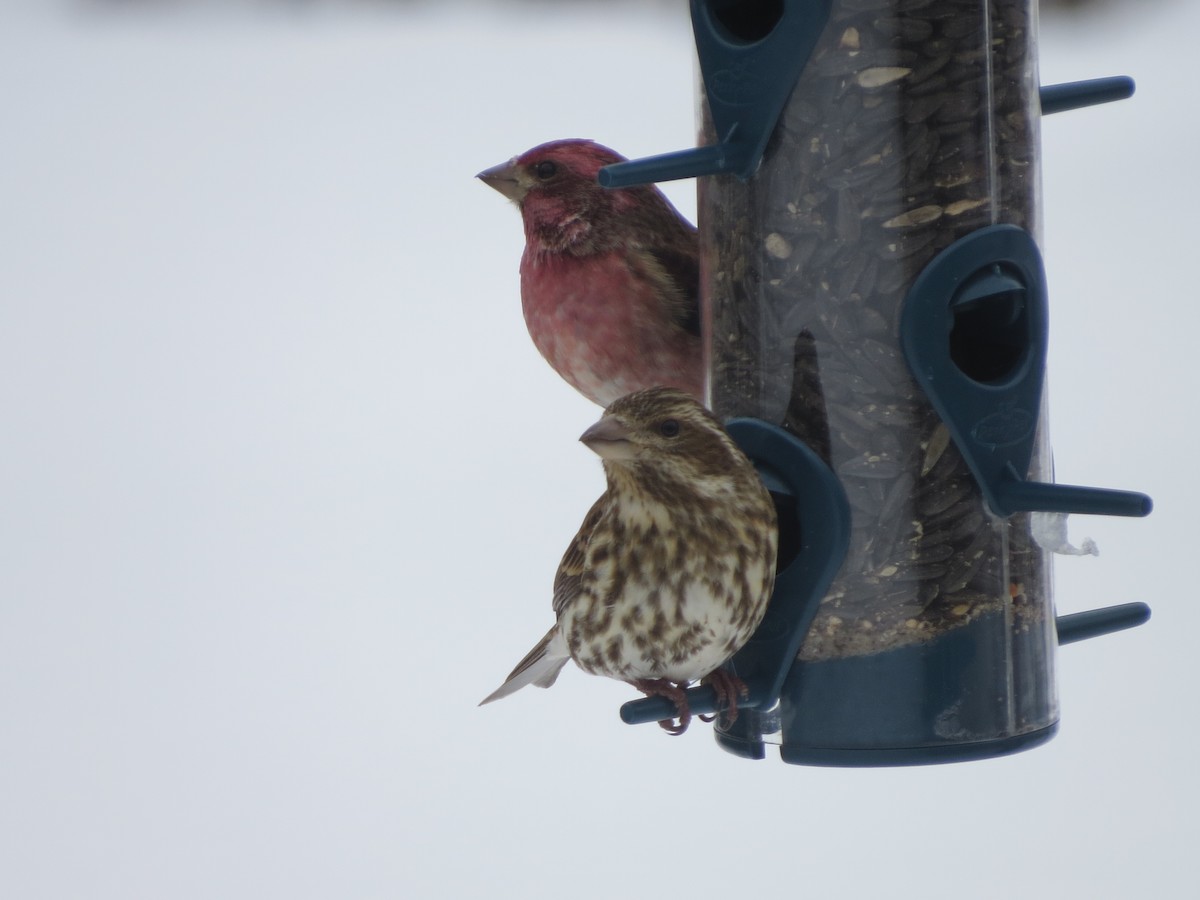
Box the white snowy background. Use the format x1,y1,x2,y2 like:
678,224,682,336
1,1,1194,898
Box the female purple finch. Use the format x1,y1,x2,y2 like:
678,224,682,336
479,387,778,734
477,139,703,407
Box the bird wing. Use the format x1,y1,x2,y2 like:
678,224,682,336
643,244,700,337
552,495,605,618
478,496,610,706
479,496,610,706
627,194,700,337
478,627,571,706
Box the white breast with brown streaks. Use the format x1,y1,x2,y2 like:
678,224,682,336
559,492,774,685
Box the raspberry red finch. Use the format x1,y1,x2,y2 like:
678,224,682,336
477,139,702,407
480,387,778,734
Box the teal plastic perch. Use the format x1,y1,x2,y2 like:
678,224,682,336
599,0,1134,190
900,224,1152,521
599,0,832,188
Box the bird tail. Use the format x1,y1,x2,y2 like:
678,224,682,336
479,627,571,706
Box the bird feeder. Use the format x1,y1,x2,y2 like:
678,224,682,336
607,0,1151,765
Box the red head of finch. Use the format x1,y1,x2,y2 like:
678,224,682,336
478,140,703,407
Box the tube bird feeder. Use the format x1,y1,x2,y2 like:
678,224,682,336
610,0,1151,765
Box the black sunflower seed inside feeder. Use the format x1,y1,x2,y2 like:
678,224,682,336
609,0,1151,765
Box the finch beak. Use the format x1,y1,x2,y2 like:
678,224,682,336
580,416,638,461
476,158,529,202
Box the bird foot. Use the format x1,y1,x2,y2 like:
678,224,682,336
631,679,693,735
701,668,749,729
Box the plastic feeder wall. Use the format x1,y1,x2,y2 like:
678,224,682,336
604,0,1149,763
699,0,1073,765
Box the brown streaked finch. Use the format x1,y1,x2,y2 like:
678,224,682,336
477,139,702,407
479,387,778,734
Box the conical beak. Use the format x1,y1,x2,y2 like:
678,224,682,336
476,158,529,202
580,416,637,460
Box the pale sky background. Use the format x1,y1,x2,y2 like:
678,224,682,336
1,2,1195,898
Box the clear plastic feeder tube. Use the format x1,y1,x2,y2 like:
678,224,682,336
700,0,1057,755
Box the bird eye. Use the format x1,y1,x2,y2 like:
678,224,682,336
659,419,680,438
534,160,558,180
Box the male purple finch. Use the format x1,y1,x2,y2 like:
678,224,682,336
480,387,778,734
477,140,703,407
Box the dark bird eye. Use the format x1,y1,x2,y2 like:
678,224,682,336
659,419,680,438
534,160,558,180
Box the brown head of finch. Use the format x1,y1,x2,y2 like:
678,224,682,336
477,140,702,407
479,387,778,734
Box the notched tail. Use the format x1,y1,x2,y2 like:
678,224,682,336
478,627,571,706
